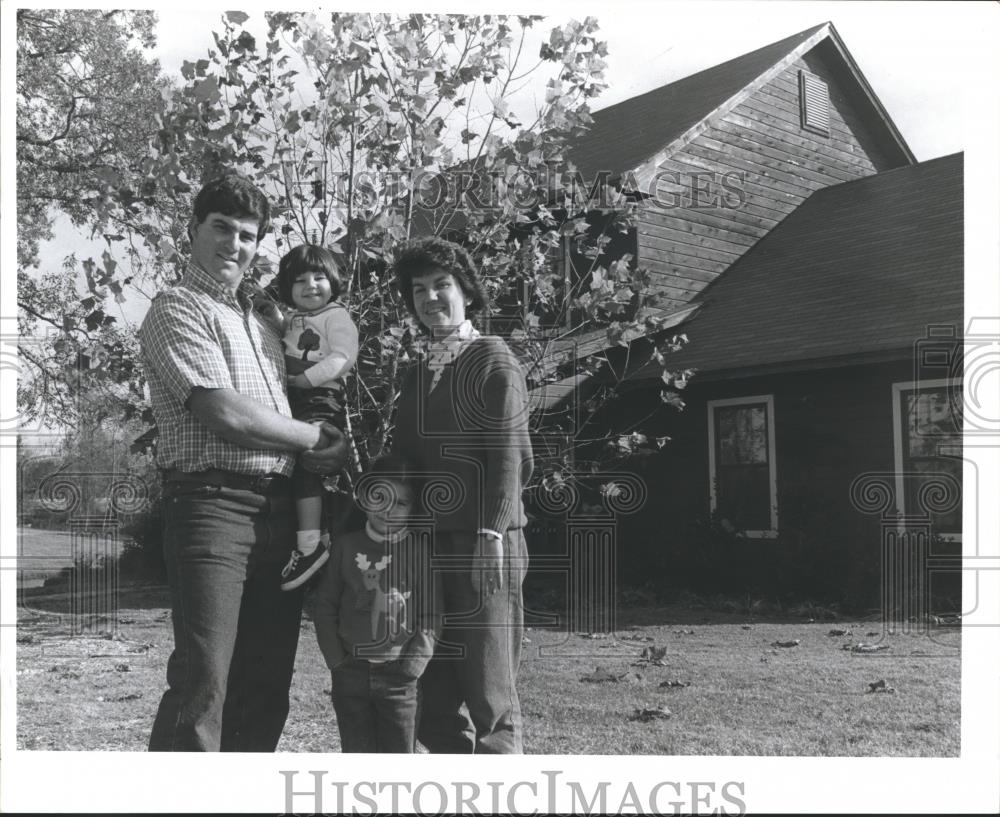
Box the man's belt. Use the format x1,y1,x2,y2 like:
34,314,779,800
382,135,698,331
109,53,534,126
163,468,291,495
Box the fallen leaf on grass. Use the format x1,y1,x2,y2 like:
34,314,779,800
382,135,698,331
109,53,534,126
771,639,800,648
578,632,608,640
521,635,531,645
866,631,880,637
117,617,137,625
628,705,671,723
867,679,896,694
741,625,752,631
641,645,668,663
115,663,131,673
658,680,691,689
125,642,153,654
580,667,642,684
674,629,695,636
98,693,142,702
847,643,890,654
620,633,654,642
580,667,619,683
17,634,34,645
828,629,852,637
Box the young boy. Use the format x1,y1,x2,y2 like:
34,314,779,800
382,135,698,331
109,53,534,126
312,456,442,753
272,245,359,590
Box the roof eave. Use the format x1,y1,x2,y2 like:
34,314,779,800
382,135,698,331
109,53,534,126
628,22,917,188
631,23,834,189
628,347,923,385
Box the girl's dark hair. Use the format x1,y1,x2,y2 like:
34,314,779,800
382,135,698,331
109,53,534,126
192,174,271,241
391,237,488,331
276,244,343,307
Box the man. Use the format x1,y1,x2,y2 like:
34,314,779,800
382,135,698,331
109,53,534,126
140,174,346,751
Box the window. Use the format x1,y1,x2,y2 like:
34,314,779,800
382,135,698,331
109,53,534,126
708,395,778,537
799,70,830,136
892,379,962,539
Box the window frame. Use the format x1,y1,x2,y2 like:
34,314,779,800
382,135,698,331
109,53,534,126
707,394,779,538
891,378,963,542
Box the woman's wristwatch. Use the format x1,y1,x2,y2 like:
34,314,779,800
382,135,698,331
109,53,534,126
476,528,503,541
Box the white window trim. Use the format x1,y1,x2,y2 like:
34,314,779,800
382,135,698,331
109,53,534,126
707,394,778,539
891,378,962,542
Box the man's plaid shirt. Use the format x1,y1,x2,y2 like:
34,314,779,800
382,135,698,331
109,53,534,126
139,263,295,476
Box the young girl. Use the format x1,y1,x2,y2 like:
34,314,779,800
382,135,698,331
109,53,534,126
273,244,359,591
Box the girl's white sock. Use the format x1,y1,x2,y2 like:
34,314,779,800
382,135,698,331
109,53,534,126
296,529,322,556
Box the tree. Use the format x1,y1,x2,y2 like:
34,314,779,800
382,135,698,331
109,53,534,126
16,10,167,434
146,13,683,476
17,11,693,505
15,9,164,268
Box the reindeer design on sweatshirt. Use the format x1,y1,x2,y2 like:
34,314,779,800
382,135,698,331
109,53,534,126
355,553,411,641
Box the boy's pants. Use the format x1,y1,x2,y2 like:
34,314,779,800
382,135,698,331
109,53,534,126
148,480,304,752
331,658,419,752
417,528,527,754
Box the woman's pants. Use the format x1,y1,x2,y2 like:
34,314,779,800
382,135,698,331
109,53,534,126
417,528,527,754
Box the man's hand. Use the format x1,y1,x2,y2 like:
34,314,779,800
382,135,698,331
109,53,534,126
300,422,349,475
470,533,503,596
288,373,312,389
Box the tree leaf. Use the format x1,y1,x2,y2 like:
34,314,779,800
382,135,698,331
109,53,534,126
193,76,222,105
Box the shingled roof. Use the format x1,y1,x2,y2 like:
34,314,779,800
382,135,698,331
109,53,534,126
569,22,913,183
639,152,963,379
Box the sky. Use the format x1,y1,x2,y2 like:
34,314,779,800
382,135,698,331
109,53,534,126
30,0,995,318
148,1,983,160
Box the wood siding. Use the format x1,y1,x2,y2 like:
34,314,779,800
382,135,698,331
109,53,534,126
638,41,902,310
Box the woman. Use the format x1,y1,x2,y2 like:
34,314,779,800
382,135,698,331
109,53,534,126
391,237,534,754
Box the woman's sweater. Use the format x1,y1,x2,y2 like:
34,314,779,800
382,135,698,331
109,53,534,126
393,335,534,537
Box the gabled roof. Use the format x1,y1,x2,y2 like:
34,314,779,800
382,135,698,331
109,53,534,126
638,153,963,379
569,22,914,184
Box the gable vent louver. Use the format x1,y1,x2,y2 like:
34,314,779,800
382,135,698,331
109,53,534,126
799,70,830,136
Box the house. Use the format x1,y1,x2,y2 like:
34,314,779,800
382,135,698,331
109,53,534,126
526,23,963,606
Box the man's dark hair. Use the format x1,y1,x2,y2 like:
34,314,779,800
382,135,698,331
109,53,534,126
392,237,488,331
276,244,343,307
367,454,416,485
356,454,420,516
192,174,271,241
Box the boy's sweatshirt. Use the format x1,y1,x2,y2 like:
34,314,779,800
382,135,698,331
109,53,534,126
313,525,442,679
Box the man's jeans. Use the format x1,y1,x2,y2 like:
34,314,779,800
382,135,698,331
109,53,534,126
148,483,304,751
417,528,527,754
330,657,419,753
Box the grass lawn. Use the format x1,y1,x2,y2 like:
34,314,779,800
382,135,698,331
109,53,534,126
15,583,960,755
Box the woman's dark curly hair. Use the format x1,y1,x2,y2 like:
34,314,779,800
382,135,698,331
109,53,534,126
275,244,343,308
392,237,489,330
